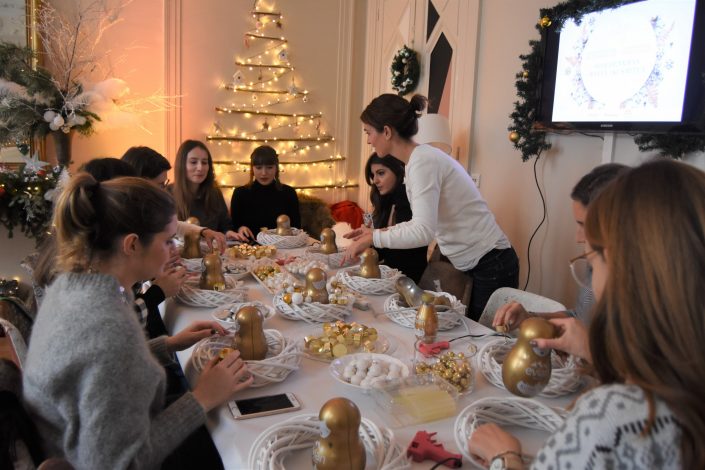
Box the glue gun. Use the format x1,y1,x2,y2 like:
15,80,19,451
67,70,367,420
407,431,462,468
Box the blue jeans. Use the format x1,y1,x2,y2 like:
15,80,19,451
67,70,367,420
464,247,519,321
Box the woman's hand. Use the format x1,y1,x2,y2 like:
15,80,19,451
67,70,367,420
166,321,227,353
192,349,254,412
236,226,254,242
468,423,522,468
532,317,591,363
153,265,187,298
492,301,531,331
341,227,373,265
202,229,227,251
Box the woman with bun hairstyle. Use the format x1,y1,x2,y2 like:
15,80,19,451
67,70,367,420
469,159,705,469
364,153,427,283
344,94,518,319
230,145,300,241
171,139,237,239
23,174,253,468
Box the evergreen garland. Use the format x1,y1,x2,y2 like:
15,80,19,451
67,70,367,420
509,0,705,161
391,45,420,96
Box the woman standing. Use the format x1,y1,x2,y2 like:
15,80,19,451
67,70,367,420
230,145,300,241
23,174,253,468
171,140,236,238
469,160,705,469
364,153,427,283
344,94,518,319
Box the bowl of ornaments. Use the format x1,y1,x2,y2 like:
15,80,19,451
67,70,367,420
335,248,402,295
301,321,395,362
273,268,354,323
256,215,309,249
330,352,409,392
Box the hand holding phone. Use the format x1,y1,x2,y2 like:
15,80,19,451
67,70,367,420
228,393,301,420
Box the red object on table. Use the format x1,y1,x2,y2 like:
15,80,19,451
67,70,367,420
407,431,462,468
417,341,450,357
330,200,364,229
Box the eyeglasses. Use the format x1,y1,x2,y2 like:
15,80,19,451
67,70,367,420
569,250,595,289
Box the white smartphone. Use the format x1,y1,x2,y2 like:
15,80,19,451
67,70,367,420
228,393,301,420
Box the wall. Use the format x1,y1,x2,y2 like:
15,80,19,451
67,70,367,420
471,0,705,305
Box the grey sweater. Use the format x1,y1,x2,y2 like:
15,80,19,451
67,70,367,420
23,273,206,469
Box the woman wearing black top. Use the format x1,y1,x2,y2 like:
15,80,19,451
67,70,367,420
230,145,301,241
365,153,427,283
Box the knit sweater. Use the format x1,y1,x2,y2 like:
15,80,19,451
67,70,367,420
532,384,681,469
23,273,206,469
373,145,510,271
230,180,301,233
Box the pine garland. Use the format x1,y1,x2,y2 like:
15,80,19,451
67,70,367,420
391,45,420,96
509,0,705,161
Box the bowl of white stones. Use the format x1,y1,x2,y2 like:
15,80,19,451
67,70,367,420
329,352,409,392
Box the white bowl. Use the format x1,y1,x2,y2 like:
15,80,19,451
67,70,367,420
330,352,409,391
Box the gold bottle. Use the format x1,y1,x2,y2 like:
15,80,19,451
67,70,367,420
415,292,439,344
232,306,268,361
185,216,200,225
182,230,202,259
313,397,365,470
199,250,226,291
276,214,293,235
502,317,557,397
319,227,338,254
358,248,381,279
305,268,329,304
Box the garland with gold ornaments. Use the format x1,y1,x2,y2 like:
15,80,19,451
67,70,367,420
509,0,705,161
391,45,420,96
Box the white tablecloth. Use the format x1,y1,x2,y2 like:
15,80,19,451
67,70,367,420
164,248,575,470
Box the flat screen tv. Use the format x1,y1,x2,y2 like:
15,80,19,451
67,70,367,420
535,0,705,133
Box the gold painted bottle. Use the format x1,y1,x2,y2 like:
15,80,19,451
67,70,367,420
199,250,226,291
232,306,268,360
415,292,438,344
313,397,365,470
182,230,202,259
502,317,557,397
358,248,381,278
319,227,338,254
276,214,293,235
304,268,329,304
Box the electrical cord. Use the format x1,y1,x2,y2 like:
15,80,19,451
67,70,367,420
522,151,547,291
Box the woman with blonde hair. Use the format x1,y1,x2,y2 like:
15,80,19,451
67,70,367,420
469,159,705,469
23,174,252,468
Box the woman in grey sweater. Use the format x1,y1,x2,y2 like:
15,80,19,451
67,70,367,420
23,174,253,469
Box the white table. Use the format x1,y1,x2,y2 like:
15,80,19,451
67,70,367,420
164,248,574,470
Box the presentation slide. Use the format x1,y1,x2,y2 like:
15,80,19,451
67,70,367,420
552,0,697,122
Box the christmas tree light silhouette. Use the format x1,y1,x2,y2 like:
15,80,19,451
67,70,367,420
207,0,355,196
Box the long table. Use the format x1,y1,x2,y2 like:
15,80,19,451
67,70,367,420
164,247,575,469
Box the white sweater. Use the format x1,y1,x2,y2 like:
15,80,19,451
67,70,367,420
373,145,509,271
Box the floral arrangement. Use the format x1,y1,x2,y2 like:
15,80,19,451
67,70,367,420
0,159,64,241
390,45,420,96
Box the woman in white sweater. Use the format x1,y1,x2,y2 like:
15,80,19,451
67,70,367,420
469,160,705,469
23,174,253,469
344,94,519,319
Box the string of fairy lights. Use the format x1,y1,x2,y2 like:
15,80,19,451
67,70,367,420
206,1,356,194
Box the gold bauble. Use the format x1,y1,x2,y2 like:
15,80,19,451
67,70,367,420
358,248,381,279
319,227,338,254
522,70,529,79
539,16,552,28
185,216,200,225
502,317,557,397
509,131,520,143
199,251,226,290
304,267,329,304
182,231,202,259
234,306,268,360
276,214,293,235
313,398,365,470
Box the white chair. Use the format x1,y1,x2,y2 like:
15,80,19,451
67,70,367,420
477,287,566,330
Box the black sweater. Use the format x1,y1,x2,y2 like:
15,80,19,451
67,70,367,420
230,181,301,232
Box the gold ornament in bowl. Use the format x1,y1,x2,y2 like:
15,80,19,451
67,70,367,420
276,214,293,236
415,292,439,344
313,397,365,470
502,317,557,397
199,251,226,291
319,227,338,254
304,267,329,304
358,248,381,279
182,231,202,259
232,306,268,361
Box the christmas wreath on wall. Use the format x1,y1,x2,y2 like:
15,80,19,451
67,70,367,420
509,0,705,161
391,45,420,96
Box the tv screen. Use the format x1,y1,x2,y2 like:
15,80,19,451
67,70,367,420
536,0,705,133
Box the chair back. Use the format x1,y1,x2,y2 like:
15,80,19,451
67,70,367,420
477,287,566,329
418,260,473,310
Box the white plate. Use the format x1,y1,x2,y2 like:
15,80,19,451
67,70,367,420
329,353,409,391
301,328,396,363
211,301,275,331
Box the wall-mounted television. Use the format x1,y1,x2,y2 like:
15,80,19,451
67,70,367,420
535,0,705,133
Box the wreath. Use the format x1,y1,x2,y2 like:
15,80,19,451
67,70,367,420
390,45,420,96
509,0,705,161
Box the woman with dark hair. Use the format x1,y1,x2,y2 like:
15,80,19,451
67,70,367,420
121,145,172,186
469,159,705,469
23,174,253,468
364,153,427,282
344,94,518,320
230,145,300,241
171,139,236,238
